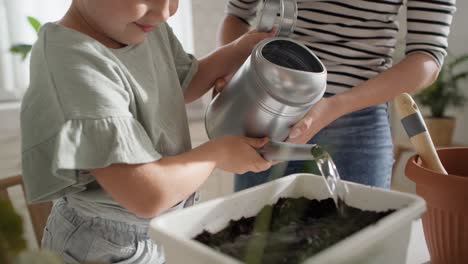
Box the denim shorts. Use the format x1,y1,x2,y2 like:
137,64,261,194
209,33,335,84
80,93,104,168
234,104,394,191
41,197,164,264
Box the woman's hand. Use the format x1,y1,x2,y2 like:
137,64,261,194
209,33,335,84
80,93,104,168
286,97,345,144
208,135,272,174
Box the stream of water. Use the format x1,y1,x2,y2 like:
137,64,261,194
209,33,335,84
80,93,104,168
259,141,349,216
310,145,349,216
265,142,350,215
309,145,350,216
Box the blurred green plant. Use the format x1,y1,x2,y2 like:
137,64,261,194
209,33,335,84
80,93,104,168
9,16,41,60
0,198,92,264
415,53,468,118
0,199,27,264
7,16,134,263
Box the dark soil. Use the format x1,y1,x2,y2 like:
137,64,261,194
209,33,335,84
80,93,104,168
194,197,394,264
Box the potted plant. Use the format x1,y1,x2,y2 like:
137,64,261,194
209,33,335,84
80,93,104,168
415,53,468,146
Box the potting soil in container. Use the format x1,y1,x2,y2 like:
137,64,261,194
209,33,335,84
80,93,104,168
194,197,394,264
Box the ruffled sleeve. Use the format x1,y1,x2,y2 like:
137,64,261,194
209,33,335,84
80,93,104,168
22,117,161,203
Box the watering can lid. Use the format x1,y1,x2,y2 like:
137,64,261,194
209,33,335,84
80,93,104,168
256,0,297,37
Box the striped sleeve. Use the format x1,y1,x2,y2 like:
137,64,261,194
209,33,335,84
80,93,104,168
225,0,261,25
405,0,456,66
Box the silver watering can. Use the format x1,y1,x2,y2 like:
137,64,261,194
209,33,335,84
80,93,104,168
205,0,327,161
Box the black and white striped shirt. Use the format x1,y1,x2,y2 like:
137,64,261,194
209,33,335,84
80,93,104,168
226,0,456,94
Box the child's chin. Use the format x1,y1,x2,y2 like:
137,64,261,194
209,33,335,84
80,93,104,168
121,35,146,46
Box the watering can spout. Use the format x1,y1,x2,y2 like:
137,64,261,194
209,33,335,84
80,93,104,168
258,141,324,161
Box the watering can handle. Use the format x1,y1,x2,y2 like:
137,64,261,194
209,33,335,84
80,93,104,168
258,141,318,161
394,93,448,174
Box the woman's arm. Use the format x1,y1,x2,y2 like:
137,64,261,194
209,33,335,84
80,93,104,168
287,0,455,143
218,0,261,45
337,53,439,112
91,136,271,218
217,14,251,46
287,52,440,144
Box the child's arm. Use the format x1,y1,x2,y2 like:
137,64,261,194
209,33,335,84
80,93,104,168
183,30,275,103
91,135,271,218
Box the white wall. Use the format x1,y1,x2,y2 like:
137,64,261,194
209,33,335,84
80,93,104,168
192,0,226,57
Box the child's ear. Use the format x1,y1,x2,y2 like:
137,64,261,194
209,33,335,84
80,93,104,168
169,0,179,16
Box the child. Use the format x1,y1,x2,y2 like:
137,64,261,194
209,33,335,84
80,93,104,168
21,0,274,263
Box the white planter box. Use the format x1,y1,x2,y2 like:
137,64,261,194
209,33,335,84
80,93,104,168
150,174,426,264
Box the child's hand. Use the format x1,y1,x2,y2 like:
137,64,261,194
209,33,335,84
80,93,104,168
212,29,276,97
209,135,272,174
232,29,276,58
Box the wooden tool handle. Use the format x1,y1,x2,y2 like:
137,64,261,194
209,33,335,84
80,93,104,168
394,93,448,174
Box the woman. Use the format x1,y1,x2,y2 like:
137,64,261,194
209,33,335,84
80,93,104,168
216,0,456,191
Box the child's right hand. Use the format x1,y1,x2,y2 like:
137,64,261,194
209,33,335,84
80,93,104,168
231,28,276,59
208,135,272,174
212,29,275,97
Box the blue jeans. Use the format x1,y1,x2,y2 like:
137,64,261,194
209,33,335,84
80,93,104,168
234,104,394,191
42,198,164,264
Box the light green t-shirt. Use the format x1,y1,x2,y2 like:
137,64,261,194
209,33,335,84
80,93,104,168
21,22,198,206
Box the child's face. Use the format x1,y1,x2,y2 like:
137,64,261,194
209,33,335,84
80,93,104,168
77,0,179,46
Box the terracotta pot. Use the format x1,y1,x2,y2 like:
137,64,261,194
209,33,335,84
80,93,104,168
425,117,455,146
405,147,468,264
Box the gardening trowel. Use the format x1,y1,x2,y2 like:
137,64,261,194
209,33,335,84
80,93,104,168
394,93,448,174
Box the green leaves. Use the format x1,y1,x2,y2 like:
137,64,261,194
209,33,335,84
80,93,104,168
9,44,33,60
27,16,41,33
415,53,468,117
0,199,26,264
9,16,41,60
